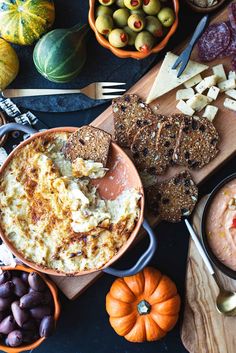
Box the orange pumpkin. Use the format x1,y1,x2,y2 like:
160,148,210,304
106,267,181,342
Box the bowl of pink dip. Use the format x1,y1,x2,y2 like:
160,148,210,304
202,173,236,279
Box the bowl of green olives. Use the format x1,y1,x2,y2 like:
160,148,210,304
89,0,179,59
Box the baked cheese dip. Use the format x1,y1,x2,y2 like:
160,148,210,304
0,132,141,273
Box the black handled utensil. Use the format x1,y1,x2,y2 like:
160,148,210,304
172,15,209,78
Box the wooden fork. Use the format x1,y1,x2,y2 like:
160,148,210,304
2,82,126,100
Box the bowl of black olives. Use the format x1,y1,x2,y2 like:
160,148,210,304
0,265,60,352
89,0,179,59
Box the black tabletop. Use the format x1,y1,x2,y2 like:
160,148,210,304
4,1,234,353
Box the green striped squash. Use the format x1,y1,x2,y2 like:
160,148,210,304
0,0,55,45
33,24,89,83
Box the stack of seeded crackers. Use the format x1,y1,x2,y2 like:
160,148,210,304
112,94,220,222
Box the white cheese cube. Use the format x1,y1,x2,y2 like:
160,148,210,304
186,94,210,112
183,74,202,88
204,75,219,88
176,88,195,100
218,79,236,92
207,86,220,101
224,98,236,112
225,89,236,100
195,80,207,94
203,105,218,122
176,100,194,116
228,71,236,80
212,64,227,82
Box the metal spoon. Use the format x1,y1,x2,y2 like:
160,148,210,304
185,219,236,316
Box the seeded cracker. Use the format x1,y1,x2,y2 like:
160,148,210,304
131,121,167,175
146,171,198,223
112,94,156,148
156,115,183,168
64,126,111,167
173,115,219,169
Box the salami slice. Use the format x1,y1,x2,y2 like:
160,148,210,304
232,56,236,70
228,2,236,31
198,22,231,62
219,21,236,57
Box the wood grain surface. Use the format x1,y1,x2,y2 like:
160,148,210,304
51,5,236,302
181,197,236,353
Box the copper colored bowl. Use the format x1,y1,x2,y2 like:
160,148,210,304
0,264,60,353
88,0,179,59
0,124,157,278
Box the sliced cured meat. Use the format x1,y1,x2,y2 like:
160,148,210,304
198,22,231,62
219,21,236,57
232,56,236,70
229,2,236,31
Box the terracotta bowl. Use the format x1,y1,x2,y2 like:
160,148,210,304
88,0,179,59
0,125,156,278
0,264,60,353
184,0,227,13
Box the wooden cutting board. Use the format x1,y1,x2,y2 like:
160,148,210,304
181,197,236,353
51,4,236,300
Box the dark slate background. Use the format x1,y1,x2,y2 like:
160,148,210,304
3,1,234,353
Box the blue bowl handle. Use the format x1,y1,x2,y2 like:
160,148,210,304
0,123,37,138
103,219,157,277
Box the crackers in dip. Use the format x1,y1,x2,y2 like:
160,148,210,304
0,131,141,274
206,179,236,271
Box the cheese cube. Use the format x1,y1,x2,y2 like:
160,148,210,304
225,89,236,100
195,80,207,94
224,98,236,112
228,71,236,80
212,64,227,82
204,75,219,88
176,100,194,116
183,74,202,88
207,86,220,101
203,105,218,122
176,88,195,100
218,79,236,92
186,94,210,112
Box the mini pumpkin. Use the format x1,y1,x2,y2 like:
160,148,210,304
106,267,181,342
0,38,19,90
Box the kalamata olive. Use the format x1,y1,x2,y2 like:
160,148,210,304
44,289,53,305
11,301,29,327
0,297,14,311
39,316,55,338
30,305,51,320
28,272,46,292
0,271,11,285
7,330,23,347
20,292,45,309
0,315,16,334
21,272,29,284
22,318,37,330
12,277,28,297
0,281,14,298
22,330,39,343
0,311,6,323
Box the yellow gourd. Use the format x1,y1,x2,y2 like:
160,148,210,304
0,39,19,90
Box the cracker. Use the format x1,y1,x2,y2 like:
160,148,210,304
112,94,155,148
173,115,219,169
64,126,111,167
146,171,198,223
131,121,167,175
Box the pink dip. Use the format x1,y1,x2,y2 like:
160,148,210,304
206,179,236,271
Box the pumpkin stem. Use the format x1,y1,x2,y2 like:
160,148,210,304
137,300,151,315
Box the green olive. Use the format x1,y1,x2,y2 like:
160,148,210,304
98,0,115,5
127,14,145,32
108,28,128,47
143,0,161,15
116,0,125,7
124,0,142,10
145,16,163,37
130,8,145,17
157,7,175,27
96,5,114,17
113,8,130,27
135,31,155,53
124,26,137,45
95,15,114,35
